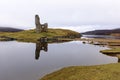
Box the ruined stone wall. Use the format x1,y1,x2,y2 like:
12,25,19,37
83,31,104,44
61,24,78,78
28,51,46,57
35,15,48,33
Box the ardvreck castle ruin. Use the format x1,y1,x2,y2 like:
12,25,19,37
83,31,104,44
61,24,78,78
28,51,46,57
35,15,48,33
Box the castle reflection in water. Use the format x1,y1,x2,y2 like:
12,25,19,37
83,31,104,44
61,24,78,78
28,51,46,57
35,41,120,63
35,41,48,60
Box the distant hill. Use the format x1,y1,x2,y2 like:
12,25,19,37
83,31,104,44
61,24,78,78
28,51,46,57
0,27,23,32
82,28,120,35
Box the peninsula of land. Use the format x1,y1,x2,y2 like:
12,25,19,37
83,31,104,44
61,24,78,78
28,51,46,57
0,15,80,42
0,28,80,42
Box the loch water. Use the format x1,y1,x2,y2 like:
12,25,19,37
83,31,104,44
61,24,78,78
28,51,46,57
0,41,118,80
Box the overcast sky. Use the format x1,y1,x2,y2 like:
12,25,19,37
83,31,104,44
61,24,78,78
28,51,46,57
0,0,120,32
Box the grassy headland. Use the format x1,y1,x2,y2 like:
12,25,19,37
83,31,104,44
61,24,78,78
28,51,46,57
100,48,120,54
40,63,120,80
0,28,80,42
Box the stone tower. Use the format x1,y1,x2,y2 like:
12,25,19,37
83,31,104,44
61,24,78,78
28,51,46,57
35,15,48,33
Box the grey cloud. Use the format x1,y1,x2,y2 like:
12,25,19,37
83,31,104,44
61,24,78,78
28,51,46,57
0,0,120,30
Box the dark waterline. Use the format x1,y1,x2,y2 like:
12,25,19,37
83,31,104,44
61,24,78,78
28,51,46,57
0,41,117,80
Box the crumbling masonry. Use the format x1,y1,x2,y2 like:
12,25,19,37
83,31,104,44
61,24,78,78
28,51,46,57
35,15,48,33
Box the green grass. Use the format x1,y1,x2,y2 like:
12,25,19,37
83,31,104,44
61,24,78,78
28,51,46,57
40,63,120,80
100,48,120,54
0,38,9,41
0,28,80,42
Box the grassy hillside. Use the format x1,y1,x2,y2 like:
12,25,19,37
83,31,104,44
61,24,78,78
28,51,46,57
40,63,120,80
0,28,80,42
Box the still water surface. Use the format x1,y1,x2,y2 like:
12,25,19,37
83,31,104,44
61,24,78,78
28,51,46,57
82,35,120,39
0,41,118,80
